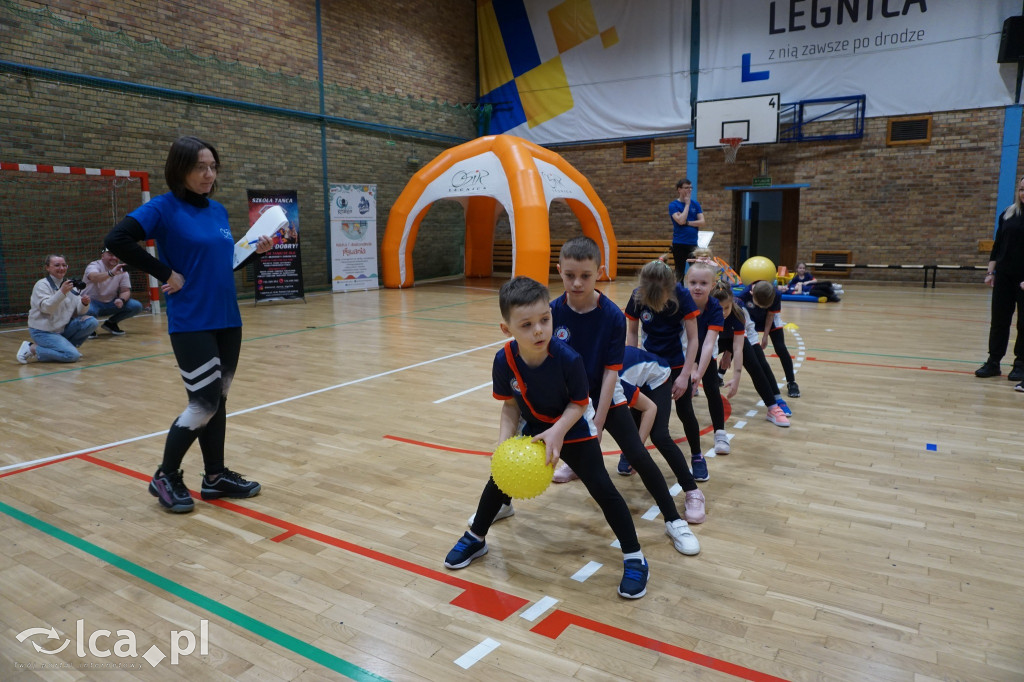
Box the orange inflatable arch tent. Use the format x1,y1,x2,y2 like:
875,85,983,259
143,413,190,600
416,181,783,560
381,134,617,288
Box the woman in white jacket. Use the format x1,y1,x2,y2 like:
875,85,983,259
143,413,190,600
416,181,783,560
16,254,99,363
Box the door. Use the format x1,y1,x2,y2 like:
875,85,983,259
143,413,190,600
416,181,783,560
730,188,800,272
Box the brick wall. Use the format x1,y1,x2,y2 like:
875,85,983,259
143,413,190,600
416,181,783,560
0,0,478,294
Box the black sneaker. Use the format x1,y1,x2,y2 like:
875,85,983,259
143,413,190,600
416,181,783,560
975,362,1001,378
149,469,194,513
200,469,261,500
444,531,488,569
787,381,801,398
1008,364,1024,382
617,558,649,599
102,320,126,336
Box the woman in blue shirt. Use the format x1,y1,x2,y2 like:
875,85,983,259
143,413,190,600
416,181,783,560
106,136,273,513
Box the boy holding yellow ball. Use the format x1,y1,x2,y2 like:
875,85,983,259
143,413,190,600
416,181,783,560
443,276,650,599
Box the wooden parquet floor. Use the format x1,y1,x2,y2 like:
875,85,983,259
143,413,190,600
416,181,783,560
1,279,1021,681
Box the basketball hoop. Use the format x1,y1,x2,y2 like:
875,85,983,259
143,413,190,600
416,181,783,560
721,138,743,163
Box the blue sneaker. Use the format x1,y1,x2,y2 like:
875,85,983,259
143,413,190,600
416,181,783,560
617,454,635,476
776,399,792,416
444,531,488,569
691,455,709,482
618,558,649,599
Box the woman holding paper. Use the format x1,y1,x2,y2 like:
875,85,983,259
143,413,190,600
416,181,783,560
669,178,707,282
106,135,273,514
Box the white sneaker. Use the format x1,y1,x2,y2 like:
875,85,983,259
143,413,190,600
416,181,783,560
713,429,730,455
468,503,514,528
16,341,35,364
665,519,700,555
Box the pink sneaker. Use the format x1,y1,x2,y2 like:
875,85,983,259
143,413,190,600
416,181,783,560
552,462,579,483
766,404,790,427
684,488,706,524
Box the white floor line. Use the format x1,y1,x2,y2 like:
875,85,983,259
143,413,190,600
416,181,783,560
519,596,559,622
434,382,490,404
1,339,505,474
734,420,747,429
571,561,603,582
454,638,500,669
641,506,661,520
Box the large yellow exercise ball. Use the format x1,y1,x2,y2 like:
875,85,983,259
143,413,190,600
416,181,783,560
739,256,777,285
490,435,554,500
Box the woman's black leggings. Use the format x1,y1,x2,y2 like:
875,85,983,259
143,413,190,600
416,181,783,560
672,243,697,282
987,274,1024,365
160,327,242,476
632,382,698,490
768,327,796,384
469,437,641,553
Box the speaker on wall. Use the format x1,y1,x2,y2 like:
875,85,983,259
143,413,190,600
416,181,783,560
998,16,1024,63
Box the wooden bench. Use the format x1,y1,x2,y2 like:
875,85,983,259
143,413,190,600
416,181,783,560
492,238,673,276
616,239,674,273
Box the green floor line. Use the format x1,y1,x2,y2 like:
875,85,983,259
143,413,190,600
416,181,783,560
806,348,976,364
4,294,500,384
0,500,389,682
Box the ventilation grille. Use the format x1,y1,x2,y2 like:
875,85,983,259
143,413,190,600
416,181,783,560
623,139,653,162
887,116,932,146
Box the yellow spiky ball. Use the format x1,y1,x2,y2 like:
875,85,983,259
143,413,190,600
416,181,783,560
490,435,554,500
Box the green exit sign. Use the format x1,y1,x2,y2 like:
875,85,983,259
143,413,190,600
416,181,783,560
752,176,772,187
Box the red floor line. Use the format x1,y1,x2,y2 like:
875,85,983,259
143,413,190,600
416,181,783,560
271,530,297,542
531,610,789,682
0,445,119,479
68,454,785,678
77,454,527,620
384,398,730,457
773,354,973,374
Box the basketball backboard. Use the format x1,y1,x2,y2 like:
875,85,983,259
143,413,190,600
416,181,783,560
694,94,780,148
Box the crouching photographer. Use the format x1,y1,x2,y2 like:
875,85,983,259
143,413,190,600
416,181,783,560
16,254,99,364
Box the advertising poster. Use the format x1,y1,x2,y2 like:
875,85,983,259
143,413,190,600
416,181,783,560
246,189,305,302
330,183,378,292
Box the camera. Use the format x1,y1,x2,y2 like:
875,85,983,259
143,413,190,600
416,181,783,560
67,278,88,292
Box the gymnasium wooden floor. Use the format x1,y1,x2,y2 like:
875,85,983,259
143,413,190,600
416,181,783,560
1,278,1021,681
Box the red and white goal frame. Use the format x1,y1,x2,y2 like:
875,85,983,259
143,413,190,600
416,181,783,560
0,161,163,314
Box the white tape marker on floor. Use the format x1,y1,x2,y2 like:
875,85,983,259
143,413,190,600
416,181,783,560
571,561,603,582
454,638,500,669
520,596,559,622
